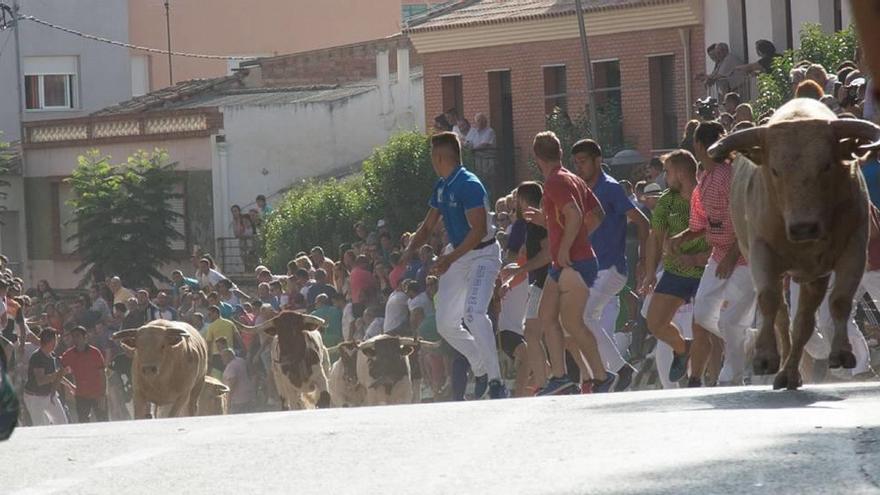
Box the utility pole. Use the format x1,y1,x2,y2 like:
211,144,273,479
11,1,24,130
164,0,173,85
574,0,599,140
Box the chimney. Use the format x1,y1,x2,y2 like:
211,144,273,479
397,47,411,107
376,48,391,115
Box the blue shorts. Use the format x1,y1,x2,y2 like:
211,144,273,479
548,259,598,287
655,271,701,302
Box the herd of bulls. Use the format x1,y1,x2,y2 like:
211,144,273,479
111,311,439,418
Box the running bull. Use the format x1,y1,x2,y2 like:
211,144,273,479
357,335,440,406
112,320,208,418
327,341,366,407
235,311,331,409
709,97,880,390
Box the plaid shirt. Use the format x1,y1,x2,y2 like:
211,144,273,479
689,160,746,266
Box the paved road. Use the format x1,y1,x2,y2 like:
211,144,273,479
3,382,880,495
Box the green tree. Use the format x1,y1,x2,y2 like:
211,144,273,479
755,24,857,115
66,150,182,288
546,105,629,166
362,131,436,232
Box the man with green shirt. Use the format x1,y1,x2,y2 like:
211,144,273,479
312,294,343,348
638,150,710,383
204,306,241,379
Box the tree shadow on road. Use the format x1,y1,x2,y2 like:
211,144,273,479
606,426,880,495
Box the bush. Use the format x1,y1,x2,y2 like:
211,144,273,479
362,131,436,233
260,178,367,272
755,24,857,115
261,131,438,271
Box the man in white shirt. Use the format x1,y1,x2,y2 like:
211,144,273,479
383,285,410,335
362,306,385,341
465,113,496,150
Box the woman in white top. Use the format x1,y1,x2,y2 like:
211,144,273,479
196,258,227,290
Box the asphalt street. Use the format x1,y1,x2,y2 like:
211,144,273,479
2,382,879,495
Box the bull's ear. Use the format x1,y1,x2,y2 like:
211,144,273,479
399,345,416,357
262,325,278,337
361,347,376,358
112,329,139,348
165,334,184,346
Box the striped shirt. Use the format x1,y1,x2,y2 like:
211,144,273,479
652,190,710,279
689,160,747,265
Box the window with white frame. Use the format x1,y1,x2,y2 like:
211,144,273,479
24,56,78,111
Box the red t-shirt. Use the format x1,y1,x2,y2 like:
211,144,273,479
349,266,376,304
61,345,106,399
542,166,599,266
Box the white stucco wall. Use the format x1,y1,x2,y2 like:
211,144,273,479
703,0,730,74
790,0,822,49
217,73,425,236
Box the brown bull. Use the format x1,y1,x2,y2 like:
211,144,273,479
235,311,331,409
327,342,366,407
709,98,880,390
112,320,208,418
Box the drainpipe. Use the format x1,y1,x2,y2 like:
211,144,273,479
680,27,693,121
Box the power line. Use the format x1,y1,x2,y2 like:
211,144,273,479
17,13,253,60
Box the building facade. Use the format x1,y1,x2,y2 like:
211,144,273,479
18,39,423,288
407,0,705,186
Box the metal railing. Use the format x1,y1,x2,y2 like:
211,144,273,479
216,237,260,277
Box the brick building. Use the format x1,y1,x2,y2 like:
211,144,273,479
406,0,705,190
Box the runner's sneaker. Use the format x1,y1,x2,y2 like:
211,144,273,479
580,381,593,394
473,374,489,399
593,371,618,393
488,379,509,399
536,376,579,396
614,364,636,392
668,339,693,383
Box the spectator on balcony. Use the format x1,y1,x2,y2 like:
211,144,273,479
433,114,453,134
465,113,496,150
736,39,779,76
704,43,744,95
453,117,471,142
255,194,273,217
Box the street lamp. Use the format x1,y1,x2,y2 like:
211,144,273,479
164,0,173,85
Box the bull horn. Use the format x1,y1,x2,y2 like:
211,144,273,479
358,340,377,351
707,126,766,160
419,340,442,349
111,329,139,341
831,118,880,151
232,318,275,334
302,314,326,330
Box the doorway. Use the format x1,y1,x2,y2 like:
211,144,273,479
487,70,515,199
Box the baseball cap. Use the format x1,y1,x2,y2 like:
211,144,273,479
643,183,663,196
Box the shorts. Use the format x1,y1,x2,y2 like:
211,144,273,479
548,259,598,287
499,330,525,359
655,271,701,302
524,284,543,320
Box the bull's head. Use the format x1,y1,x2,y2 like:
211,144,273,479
328,341,361,384
234,311,325,388
111,325,191,377
357,336,438,393
709,101,880,243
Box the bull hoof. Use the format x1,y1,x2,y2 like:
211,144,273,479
753,353,780,376
828,350,857,369
317,391,331,409
772,370,802,391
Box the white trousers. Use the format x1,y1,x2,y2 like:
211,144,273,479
790,274,870,375
24,392,68,426
436,242,503,380
641,286,695,389
498,279,529,336
693,259,757,384
583,267,628,372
